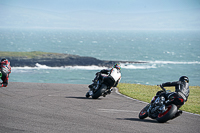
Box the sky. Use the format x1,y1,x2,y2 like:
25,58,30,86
0,0,200,30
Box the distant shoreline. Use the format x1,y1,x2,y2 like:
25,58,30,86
0,51,147,67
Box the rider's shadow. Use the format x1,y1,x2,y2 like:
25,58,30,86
65,96,103,100
116,118,158,123
65,96,88,99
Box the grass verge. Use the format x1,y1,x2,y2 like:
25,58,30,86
118,83,200,115
0,51,59,58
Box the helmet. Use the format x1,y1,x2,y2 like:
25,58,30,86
1,58,7,62
113,63,121,70
179,76,189,83
1,59,9,67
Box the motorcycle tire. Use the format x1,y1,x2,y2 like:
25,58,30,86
92,84,107,99
156,104,177,123
139,104,150,119
85,92,90,98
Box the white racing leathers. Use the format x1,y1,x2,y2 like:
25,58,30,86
110,68,121,86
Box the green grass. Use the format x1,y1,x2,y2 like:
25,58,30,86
118,83,200,115
0,51,60,58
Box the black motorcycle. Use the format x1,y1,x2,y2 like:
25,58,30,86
139,86,181,123
86,73,114,99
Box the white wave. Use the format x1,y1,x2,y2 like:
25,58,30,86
121,63,157,69
12,63,108,70
12,63,155,70
120,60,200,69
65,65,108,70
12,63,65,70
148,61,200,64
11,60,200,71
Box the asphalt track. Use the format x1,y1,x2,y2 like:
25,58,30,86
0,82,199,133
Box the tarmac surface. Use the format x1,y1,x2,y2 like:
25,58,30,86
0,82,199,133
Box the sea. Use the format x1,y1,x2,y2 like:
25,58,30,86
1,28,200,86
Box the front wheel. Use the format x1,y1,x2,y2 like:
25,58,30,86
156,104,177,123
85,92,90,98
139,104,150,119
92,84,107,99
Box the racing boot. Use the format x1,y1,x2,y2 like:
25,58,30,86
107,88,113,94
89,90,93,96
171,110,183,120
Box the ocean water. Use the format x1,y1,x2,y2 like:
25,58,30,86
1,28,200,86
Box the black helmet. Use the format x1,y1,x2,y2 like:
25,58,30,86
179,76,189,83
1,58,7,62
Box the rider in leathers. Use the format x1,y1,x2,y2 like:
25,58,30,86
158,76,190,119
88,63,121,96
0,59,11,87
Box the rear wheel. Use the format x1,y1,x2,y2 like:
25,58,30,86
156,104,177,123
139,104,150,119
92,84,107,99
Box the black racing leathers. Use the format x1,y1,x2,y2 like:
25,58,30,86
161,81,189,102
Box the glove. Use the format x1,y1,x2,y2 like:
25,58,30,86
96,72,100,75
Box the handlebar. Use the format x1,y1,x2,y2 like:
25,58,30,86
157,85,166,92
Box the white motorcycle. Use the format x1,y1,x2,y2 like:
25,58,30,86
86,68,121,99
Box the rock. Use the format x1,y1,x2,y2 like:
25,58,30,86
0,52,146,67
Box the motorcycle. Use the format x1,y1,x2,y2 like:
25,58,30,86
139,85,181,123
85,73,114,99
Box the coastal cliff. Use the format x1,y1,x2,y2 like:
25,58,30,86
0,51,145,67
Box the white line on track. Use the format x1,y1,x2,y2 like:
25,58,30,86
98,109,138,113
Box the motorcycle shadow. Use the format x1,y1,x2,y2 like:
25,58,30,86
65,96,103,100
65,96,88,99
116,118,158,123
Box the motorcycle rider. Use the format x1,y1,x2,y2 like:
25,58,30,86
0,59,11,87
157,76,190,119
88,63,121,96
